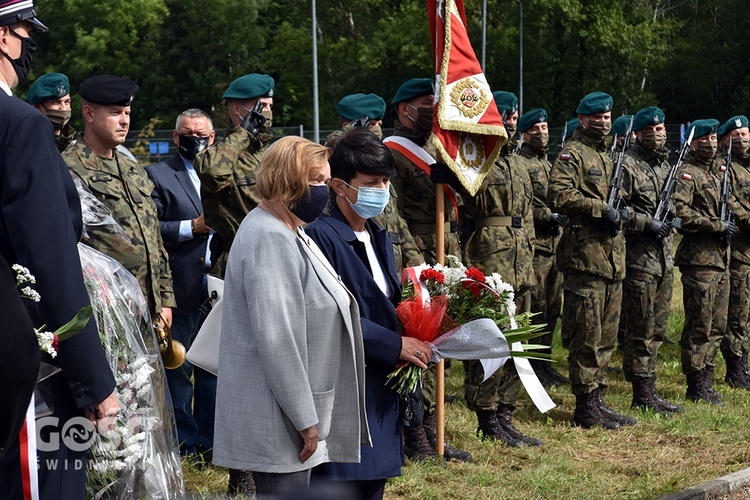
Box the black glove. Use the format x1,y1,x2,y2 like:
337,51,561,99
549,213,566,229
429,162,462,190
723,220,737,238
648,219,671,239
600,205,621,230
239,100,267,137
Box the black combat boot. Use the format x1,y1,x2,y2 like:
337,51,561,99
685,370,710,403
496,404,543,446
742,351,750,380
423,414,472,462
650,375,683,413
476,410,525,447
227,469,255,497
403,424,436,462
631,377,670,416
531,360,559,388
573,392,619,430
724,354,750,390
702,368,724,405
595,388,637,426
546,363,570,385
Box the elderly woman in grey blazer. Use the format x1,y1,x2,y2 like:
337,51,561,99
212,136,370,497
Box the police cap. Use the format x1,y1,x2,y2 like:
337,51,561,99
79,75,139,106
338,93,386,121
718,115,750,139
576,91,613,115
391,78,434,106
222,73,275,101
26,72,69,104
0,0,47,32
632,107,665,132
518,108,547,132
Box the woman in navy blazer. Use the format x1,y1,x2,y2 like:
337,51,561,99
306,128,432,500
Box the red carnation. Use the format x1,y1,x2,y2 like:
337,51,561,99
465,268,486,283
462,268,486,297
420,268,445,284
52,334,59,353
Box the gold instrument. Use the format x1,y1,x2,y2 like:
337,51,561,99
154,313,186,369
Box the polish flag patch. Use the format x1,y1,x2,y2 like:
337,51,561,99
720,165,727,171
560,153,571,160
682,172,692,180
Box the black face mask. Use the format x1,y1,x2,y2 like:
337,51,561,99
291,184,329,223
178,134,210,161
3,30,37,86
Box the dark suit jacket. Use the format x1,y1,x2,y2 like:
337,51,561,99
0,93,115,421
306,204,404,481
146,154,208,313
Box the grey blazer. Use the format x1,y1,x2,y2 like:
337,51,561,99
212,208,370,473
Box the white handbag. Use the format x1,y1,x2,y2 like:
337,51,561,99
186,275,224,376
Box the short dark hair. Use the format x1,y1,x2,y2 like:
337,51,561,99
329,127,395,183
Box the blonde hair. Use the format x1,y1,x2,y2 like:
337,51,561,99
256,136,331,206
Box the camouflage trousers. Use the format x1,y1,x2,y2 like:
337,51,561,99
531,251,563,354
561,270,622,396
679,266,729,375
724,261,750,358
620,268,674,381
463,290,530,411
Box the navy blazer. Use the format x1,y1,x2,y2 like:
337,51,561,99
306,204,404,481
0,93,115,421
146,154,208,313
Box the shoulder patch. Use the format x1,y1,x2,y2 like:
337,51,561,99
560,153,571,160
681,173,692,181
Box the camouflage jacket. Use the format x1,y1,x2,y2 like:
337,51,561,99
548,129,626,280
620,142,674,277
673,151,729,270
518,142,559,255
463,153,535,291
389,121,460,264
372,184,424,275
55,124,76,153
194,125,271,275
728,156,750,265
63,136,176,314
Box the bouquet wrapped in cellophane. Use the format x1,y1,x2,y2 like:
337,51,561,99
76,180,183,499
387,255,549,396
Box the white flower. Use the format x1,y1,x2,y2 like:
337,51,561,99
21,286,41,302
35,331,57,358
12,264,36,284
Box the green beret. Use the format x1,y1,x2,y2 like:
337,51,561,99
222,73,275,101
718,115,750,139
686,119,719,140
391,78,434,106
518,108,547,132
493,91,518,114
611,115,633,136
632,107,665,132
27,73,69,104
564,118,579,140
576,91,613,115
79,75,139,106
338,93,386,121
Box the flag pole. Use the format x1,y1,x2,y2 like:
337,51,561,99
435,184,445,465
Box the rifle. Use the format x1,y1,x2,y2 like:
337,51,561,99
607,116,635,215
514,133,524,155
720,138,734,247
653,127,695,230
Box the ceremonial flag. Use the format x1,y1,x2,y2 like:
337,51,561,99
428,0,507,196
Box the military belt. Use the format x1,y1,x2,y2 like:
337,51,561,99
476,216,522,228
410,221,458,235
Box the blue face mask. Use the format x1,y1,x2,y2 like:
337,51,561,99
343,181,390,219
291,184,329,223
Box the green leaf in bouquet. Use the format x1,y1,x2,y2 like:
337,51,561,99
54,305,93,341
508,350,552,361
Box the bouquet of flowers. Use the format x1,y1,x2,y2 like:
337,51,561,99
387,255,548,396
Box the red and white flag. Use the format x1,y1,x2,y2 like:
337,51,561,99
428,0,507,196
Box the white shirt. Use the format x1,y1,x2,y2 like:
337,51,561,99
353,229,391,297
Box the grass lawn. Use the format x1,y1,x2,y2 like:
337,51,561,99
183,267,750,499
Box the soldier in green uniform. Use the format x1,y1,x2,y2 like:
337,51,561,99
549,91,635,430
63,75,175,322
516,108,568,387
26,72,75,151
618,106,683,414
610,114,634,157
462,92,541,447
328,92,423,275
493,91,519,151
194,73,274,277
673,119,733,404
717,116,750,389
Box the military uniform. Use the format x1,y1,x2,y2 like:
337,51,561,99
194,126,271,276
64,136,176,315
372,184,423,275
672,120,730,403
